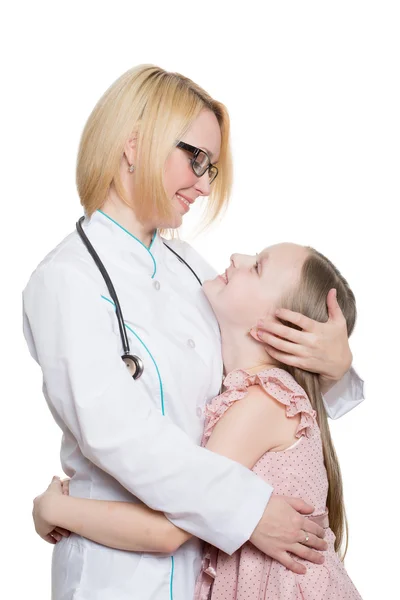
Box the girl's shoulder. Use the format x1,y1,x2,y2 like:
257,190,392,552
203,367,318,446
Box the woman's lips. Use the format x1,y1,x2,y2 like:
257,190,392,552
176,193,190,212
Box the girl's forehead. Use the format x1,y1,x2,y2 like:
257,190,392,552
258,244,308,271
260,243,305,257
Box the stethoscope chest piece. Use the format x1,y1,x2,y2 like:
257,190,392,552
122,354,144,380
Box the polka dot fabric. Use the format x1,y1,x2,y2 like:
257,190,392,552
194,368,362,600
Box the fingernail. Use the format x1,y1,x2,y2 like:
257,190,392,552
249,327,263,341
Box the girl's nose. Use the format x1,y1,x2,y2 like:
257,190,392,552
230,253,251,268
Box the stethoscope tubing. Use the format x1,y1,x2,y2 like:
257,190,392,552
76,216,202,379
77,216,131,355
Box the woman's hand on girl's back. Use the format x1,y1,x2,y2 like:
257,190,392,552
250,495,328,575
252,289,352,387
32,476,71,544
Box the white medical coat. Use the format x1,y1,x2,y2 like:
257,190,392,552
23,210,364,600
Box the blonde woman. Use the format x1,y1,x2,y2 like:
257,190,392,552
24,66,364,600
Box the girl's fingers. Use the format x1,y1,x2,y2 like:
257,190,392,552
61,479,70,495
54,527,70,537
51,531,62,543
43,534,57,545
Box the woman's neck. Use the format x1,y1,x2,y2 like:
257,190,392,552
101,189,156,248
220,326,279,375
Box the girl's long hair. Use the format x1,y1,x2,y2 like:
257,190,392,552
279,248,356,559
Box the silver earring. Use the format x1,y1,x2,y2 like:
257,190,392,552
128,164,135,173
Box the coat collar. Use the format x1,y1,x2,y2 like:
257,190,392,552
82,210,163,279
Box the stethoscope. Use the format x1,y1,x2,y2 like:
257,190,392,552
76,216,202,380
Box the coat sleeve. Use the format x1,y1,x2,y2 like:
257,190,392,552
23,262,272,555
322,367,365,419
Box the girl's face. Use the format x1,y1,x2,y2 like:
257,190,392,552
163,109,221,227
203,243,308,330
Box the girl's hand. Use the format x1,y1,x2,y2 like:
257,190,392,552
61,478,70,496
32,476,71,544
251,289,352,387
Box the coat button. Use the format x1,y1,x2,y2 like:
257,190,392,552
153,280,161,291
196,407,203,418
187,339,196,348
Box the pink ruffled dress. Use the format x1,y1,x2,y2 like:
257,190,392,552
194,368,362,600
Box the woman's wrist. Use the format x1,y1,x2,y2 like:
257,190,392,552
39,492,68,529
322,349,352,390
319,362,352,395
319,375,339,395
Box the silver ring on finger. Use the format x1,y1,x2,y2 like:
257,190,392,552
303,532,310,544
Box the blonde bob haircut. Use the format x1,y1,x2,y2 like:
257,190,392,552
76,65,233,227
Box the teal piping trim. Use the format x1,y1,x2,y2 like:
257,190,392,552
169,556,175,600
101,295,165,415
102,293,173,594
97,209,157,278
149,229,157,251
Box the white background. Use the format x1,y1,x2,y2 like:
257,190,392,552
2,1,399,598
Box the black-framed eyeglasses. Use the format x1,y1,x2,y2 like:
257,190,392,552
176,141,219,184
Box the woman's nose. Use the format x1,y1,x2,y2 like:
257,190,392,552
195,171,211,197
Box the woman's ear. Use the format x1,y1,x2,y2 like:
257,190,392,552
124,135,138,166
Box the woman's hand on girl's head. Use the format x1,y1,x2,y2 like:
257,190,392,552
251,289,352,384
32,476,71,544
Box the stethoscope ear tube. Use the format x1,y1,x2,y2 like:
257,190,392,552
76,217,144,380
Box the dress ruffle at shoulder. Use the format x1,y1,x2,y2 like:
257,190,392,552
203,367,317,444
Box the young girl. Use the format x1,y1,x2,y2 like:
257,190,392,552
33,242,362,599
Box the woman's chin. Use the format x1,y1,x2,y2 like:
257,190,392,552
158,215,182,230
